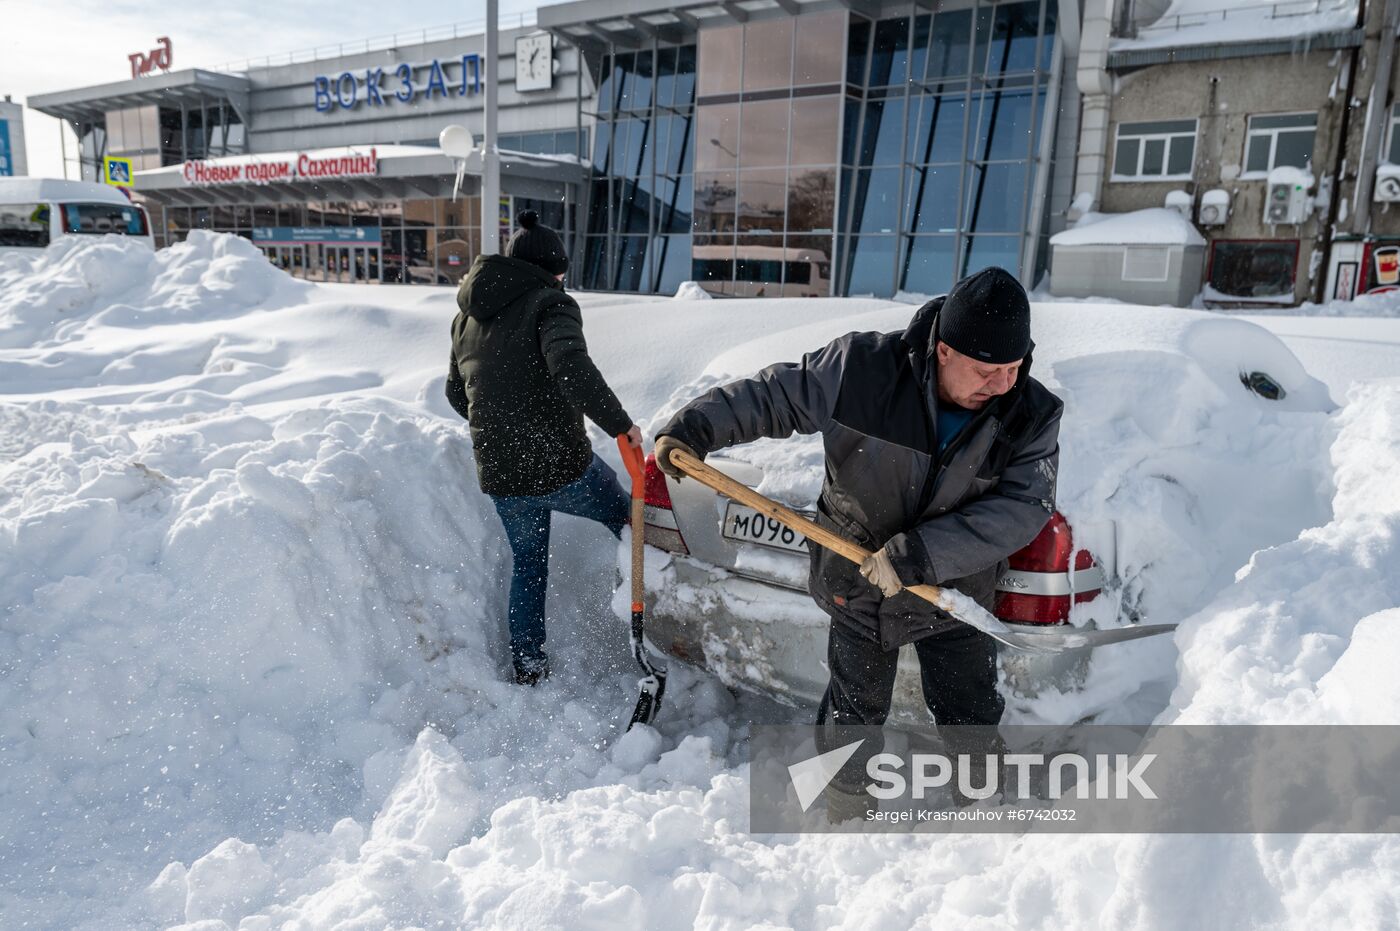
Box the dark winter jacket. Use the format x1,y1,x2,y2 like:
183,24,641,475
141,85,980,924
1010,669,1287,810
657,297,1063,650
447,254,631,497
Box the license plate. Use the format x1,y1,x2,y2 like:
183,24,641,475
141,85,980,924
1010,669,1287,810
721,502,811,554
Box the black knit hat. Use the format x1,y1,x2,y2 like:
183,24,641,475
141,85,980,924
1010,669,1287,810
505,210,569,276
936,266,1031,364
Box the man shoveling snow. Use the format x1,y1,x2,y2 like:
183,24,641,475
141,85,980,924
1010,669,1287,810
653,267,1064,817
446,210,643,686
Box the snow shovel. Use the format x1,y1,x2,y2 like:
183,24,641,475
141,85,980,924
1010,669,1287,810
617,436,667,728
667,449,1176,656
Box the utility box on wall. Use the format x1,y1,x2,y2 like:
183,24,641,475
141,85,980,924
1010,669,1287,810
1264,166,1314,225
1049,208,1206,306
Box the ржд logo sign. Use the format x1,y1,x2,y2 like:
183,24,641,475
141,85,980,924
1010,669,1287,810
129,37,172,79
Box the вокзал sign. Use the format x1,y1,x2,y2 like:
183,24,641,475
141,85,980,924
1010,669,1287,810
182,149,380,186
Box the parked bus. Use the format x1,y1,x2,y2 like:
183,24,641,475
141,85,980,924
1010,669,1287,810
0,178,154,255
691,243,832,297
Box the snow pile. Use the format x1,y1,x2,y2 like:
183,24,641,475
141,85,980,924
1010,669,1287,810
1169,381,1400,723
0,230,310,348
139,379,1400,931
2,234,1399,928
0,398,505,921
1050,208,1207,247
1297,287,1400,318
1267,164,1315,191
673,280,713,300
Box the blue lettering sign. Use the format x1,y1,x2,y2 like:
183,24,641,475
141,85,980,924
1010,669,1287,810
313,76,333,112
425,59,448,99
335,72,357,109
312,55,486,112
395,62,414,102
460,54,482,95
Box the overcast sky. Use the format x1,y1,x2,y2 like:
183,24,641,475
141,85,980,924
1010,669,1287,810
0,0,556,178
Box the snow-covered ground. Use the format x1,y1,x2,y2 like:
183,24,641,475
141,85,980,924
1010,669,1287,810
2,233,1399,929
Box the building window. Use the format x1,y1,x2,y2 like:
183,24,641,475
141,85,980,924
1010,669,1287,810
1207,240,1299,299
1111,119,1196,181
1121,246,1170,282
1243,113,1316,177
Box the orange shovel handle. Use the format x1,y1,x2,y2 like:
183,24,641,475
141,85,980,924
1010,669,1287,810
617,435,646,611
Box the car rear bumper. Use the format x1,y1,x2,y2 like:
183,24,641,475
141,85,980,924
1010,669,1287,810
637,554,1091,721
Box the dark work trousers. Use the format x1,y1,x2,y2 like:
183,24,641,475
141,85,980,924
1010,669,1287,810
815,617,1004,792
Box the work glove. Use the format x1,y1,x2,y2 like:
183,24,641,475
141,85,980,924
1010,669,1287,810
654,435,698,480
859,548,904,598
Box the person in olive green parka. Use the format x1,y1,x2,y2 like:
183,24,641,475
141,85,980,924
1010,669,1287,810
446,210,641,685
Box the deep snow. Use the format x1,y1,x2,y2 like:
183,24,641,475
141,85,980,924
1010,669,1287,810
1,233,1398,929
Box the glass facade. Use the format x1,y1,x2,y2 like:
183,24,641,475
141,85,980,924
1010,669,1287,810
498,128,589,157
77,100,245,183
580,1,1058,298
842,0,1056,298
151,195,568,285
690,11,845,297
581,43,699,293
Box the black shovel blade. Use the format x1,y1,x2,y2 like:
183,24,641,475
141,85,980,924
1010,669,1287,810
627,673,667,730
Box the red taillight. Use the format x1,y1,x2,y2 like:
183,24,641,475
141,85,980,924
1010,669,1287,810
642,454,688,554
994,511,1104,626
1008,512,1095,573
644,454,673,508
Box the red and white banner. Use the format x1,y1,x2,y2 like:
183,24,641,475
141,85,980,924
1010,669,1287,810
182,148,379,186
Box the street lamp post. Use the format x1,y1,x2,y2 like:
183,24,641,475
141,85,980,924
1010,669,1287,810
482,0,501,255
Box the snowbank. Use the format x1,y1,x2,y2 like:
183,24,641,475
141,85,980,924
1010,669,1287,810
2,234,1398,928
673,280,713,300
0,398,505,920
133,382,1400,931
1296,287,1400,318
0,231,310,349
1050,208,1207,247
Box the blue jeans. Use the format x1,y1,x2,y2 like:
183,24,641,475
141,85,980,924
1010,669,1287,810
489,454,631,671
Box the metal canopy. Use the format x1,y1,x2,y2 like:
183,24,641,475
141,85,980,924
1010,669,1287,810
538,0,845,50
28,69,253,126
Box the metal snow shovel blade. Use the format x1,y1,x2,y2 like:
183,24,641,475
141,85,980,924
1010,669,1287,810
668,449,1175,656
618,436,667,729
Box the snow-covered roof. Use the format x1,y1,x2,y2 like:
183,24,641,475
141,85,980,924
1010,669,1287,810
1050,208,1207,247
1113,0,1359,53
0,176,133,206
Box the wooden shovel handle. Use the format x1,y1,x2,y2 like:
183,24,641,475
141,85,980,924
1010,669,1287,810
670,449,951,608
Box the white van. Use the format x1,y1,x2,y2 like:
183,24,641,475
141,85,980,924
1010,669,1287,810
0,177,155,255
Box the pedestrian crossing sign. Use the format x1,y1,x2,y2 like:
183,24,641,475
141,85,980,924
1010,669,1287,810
104,156,133,187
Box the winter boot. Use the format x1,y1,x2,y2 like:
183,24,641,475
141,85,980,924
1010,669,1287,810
512,656,550,686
